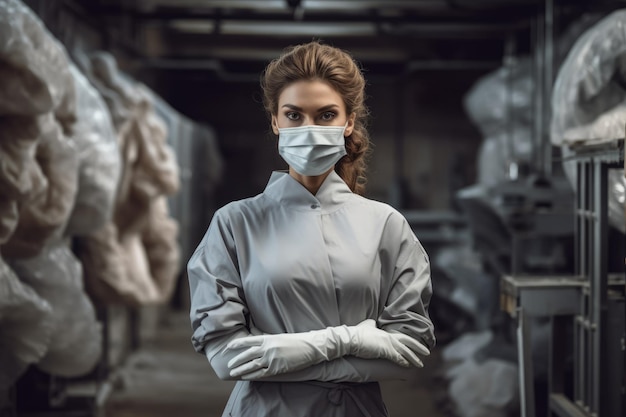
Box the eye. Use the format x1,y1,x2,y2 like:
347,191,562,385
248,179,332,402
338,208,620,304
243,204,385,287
320,111,336,121
285,111,300,121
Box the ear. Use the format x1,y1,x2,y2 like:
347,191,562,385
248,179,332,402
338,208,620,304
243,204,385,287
344,112,356,137
271,115,279,135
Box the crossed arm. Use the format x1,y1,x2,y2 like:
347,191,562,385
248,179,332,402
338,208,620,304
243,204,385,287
203,323,429,383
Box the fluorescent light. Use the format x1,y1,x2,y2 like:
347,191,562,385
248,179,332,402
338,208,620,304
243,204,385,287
170,19,215,33
220,20,377,36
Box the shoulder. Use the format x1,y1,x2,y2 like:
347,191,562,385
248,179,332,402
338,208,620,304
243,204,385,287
213,193,271,222
350,194,409,226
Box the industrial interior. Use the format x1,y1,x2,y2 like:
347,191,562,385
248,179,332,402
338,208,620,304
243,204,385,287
0,0,624,416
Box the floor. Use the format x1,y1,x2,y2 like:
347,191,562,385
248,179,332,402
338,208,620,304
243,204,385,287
103,310,448,417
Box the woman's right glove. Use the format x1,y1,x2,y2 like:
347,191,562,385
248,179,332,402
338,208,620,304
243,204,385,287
225,318,429,379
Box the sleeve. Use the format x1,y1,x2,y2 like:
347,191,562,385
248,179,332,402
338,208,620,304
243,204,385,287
187,207,253,380
377,210,436,349
250,356,417,383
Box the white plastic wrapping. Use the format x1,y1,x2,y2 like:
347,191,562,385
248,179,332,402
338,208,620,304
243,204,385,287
0,115,43,244
2,113,79,258
0,199,18,245
0,115,44,200
64,64,121,236
608,169,626,233
446,357,519,417
0,0,73,116
8,240,102,377
464,58,534,185
551,10,626,146
477,128,534,188
0,255,53,388
87,52,143,131
464,58,534,139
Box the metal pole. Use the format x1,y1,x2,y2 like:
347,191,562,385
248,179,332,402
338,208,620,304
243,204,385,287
592,160,608,416
543,0,554,177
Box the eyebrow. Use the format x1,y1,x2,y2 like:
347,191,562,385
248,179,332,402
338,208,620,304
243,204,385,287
281,104,340,112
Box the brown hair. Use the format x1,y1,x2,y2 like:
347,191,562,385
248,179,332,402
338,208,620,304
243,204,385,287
261,41,370,195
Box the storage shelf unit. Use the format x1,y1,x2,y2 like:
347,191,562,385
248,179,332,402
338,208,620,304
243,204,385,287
500,138,625,417
555,138,625,417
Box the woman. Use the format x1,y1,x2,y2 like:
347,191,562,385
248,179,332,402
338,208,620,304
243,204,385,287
188,41,435,417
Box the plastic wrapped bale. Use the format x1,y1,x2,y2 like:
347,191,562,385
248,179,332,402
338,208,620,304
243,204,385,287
442,332,519,417
477,127,533,187
0,0,73,116
8,240,102,377
2,113,79,258
142,196,180,303
464,58,534,139
445,356,519,417
0,199,18,244
0,115,45,200
0,256,53,389
77,223,160,306
551,10,626,147
64,65,121,236
464,58,534,184
134,87,179,197
0,115,44,243
114,95,179,236
87,51,142,131
608,169,625,233
119,233,160,304
434,246,497,330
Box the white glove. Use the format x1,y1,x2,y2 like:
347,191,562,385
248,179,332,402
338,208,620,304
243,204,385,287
350,319,430,366
225,319,429,379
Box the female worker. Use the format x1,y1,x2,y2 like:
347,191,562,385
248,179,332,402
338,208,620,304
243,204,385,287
187,41,435,417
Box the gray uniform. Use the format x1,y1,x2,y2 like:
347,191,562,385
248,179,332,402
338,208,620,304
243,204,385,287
188,171,435,417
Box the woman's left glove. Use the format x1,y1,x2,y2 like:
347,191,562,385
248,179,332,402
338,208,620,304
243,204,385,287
225,327,351,379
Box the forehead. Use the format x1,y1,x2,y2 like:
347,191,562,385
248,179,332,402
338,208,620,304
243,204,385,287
278,80,345,109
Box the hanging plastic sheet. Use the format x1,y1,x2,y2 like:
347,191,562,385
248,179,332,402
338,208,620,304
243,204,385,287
76,52,181,306
446,357,519,417
476,128,533,188
0,0,73,116
0,115,44,244
0,256,53,388
142,196,180,303
463,58,534,185
64,64,121,236
9,240,102,377
2,113,79,258
464,58,534,139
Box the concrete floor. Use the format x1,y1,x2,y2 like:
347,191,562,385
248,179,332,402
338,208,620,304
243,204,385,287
103,310,448,417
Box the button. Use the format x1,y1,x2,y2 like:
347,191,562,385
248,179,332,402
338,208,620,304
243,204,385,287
310,204,319,209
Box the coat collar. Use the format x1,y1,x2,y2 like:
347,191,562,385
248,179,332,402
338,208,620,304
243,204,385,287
263,170,353,212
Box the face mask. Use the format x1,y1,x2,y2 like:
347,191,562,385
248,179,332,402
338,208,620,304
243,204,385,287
277,123,348,176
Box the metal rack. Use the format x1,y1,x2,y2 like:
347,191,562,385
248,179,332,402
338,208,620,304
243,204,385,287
501,138,625,417
553,138,625,417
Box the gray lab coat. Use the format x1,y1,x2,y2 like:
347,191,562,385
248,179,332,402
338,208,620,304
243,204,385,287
188,171,435,417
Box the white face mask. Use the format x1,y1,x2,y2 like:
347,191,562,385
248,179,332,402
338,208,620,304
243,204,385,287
277,123,348,176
